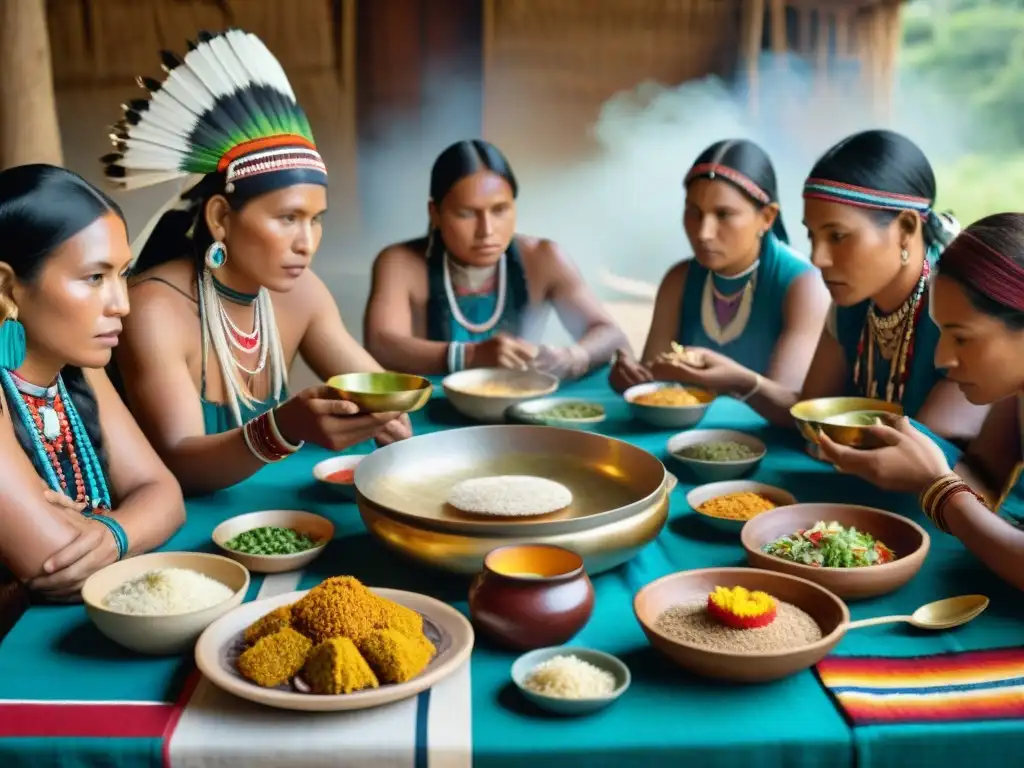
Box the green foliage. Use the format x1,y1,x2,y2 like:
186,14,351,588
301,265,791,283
904,0,1024,220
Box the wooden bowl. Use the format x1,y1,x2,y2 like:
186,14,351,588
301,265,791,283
443,368,559,423
326,371,432,414
633,567,849,683
623,382,715,430
81,552,250,655
685,480,797,534
212,510,334,574
791,397,904,449
666,428,766,483
312,453,368,501
741,503,930,600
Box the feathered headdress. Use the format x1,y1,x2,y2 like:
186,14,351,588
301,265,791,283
100,29,326,427
103,28,325,193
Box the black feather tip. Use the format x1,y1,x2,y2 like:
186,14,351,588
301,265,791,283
160,51,182,71
124,110,143,126
105,165,127,178
121,99,149,113
197,30,216,43
136,76,161,93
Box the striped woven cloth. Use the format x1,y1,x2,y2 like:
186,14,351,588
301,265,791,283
817,647,1024,726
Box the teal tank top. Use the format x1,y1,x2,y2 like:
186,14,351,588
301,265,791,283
830,247,943,420
991,395,1024,527
677,232,812,375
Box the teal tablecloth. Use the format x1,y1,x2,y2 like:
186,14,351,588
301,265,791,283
1,372,1021,767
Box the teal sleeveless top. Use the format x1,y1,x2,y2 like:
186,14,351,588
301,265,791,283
677,232,812,375
829,247,943,420
423,237,531,343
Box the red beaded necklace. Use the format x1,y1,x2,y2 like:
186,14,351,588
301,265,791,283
19,389,87,504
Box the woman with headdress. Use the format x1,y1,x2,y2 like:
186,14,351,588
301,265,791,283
610,139,829,399
106,30,411,496
363,139,629,378
654,130,987,440
0,164,184,614
817,213,1024,591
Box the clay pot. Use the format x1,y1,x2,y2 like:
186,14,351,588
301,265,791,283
468,544,594,651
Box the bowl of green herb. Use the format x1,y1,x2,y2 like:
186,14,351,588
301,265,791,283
505,397,606,429
212,510,334,574
666,429,766,483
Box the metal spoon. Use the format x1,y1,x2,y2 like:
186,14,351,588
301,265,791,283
845,594,990,632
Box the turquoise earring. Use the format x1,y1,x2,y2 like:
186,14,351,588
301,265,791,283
0,317,26,370
205,241,227,270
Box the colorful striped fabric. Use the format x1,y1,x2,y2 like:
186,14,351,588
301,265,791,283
817,647,1024,726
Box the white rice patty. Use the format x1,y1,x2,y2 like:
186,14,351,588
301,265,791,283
447,475,573,517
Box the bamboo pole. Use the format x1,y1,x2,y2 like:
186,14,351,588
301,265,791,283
0,0,62,169
877,0,902,121
742,0,765,117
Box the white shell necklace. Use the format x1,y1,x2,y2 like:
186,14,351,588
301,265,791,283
11,373,60,441
443,252,507,335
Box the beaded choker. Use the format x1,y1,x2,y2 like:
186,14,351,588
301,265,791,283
854,261,930,404
211,274,258,306
0,369,111,509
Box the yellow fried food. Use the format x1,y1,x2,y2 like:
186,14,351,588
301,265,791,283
291,576,424,643
303,637,379,695
237,627,312,688
243,604,293,645
632,388,704,407
357,629,435,684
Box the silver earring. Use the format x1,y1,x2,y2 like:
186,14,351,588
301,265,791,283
205,240,227,270
900,248,909,265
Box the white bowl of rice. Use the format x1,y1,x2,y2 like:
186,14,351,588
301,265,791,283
511,645,630,716
81,552,250,656
442,368,558,423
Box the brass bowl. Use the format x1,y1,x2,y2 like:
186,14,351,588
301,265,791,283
359,489,669,575
326,371,432,414
790,397,903,449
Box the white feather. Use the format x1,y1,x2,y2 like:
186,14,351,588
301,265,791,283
207,36,250,94
119,123,193,153
160,69,217,114
182,43,235,100
148,88,205,130
109,170,187,190
116,147,189,169
245,34,296,100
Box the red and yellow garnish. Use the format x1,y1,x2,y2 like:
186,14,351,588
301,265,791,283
706,586,777,629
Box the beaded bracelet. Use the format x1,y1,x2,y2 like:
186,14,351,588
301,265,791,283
242,410,299,464
919,473,988,533
447,341,467,373
85,512,128,560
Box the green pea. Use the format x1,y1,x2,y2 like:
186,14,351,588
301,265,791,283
225,526,321,556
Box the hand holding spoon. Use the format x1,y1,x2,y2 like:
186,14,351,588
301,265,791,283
845,594,989,632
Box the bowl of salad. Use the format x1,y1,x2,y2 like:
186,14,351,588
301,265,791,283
740,503,930,600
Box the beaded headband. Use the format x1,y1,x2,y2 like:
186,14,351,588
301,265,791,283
938,231,1024,312
686,163,771,205
803,179,932,219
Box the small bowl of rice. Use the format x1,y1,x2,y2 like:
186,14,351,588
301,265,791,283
623,382,714,430
511,646,630,716
81,552,250,656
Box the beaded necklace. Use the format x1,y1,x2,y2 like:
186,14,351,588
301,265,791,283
0,368,111,509
443,252,507,335
853,260,930,404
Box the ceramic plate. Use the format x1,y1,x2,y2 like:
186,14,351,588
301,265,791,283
194,587,474,712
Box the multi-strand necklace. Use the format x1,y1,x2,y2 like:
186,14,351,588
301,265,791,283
198,270,285,426
0,369,110,509
443,252,507,335
854,260,930,404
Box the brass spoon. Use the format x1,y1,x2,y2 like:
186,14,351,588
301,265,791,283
845,594,990,632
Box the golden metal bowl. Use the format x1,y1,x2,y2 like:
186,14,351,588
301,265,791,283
354,425,670,573
790,397,904,450
326,372,433,414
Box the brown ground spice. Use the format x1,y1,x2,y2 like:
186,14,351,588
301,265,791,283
654,599,822,653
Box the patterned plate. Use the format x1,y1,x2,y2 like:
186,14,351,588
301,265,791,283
195,588,474,712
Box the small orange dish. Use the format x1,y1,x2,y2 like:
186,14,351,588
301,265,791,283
312,454,367,501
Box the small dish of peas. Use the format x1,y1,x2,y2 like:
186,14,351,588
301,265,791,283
212,510,335,574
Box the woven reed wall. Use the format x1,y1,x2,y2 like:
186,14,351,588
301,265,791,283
483,0,744,162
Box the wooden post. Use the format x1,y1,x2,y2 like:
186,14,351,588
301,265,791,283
0,0,62,170
742,0,766,117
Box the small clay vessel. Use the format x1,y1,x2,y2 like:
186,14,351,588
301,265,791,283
468,544,594,651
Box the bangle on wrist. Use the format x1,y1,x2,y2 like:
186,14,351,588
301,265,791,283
735,373,761,403
919,472,987,533
267,407,304,453
242,411,295,464
447,341,467,373
85,512,128,560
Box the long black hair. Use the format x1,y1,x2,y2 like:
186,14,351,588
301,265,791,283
807,130,957,250
0,163,123,477
421,140,529,341
686,139,789,243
